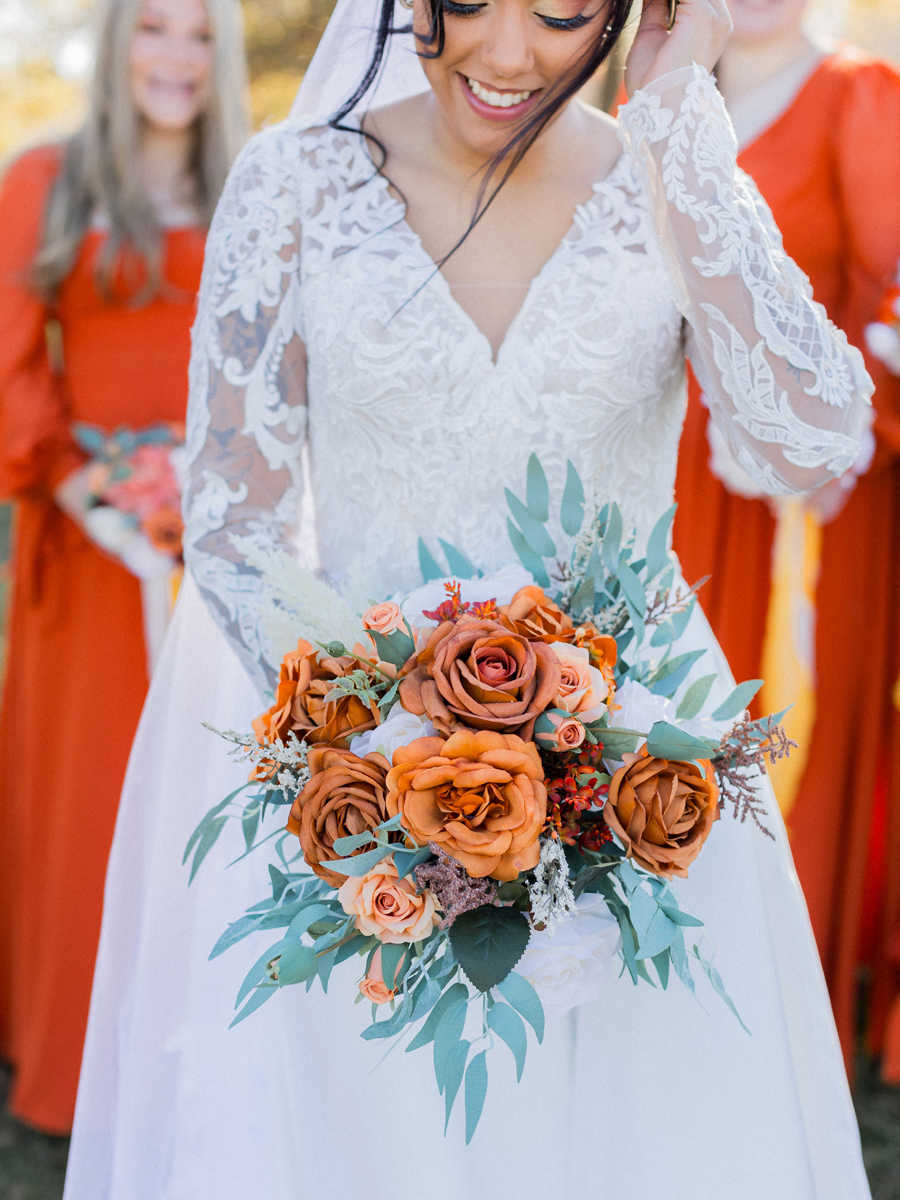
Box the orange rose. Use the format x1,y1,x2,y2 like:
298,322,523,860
386,730,547,881
359,947,398,1005
399,615,561,741
573,625,618,703
499,585,574,643
603,750,719,879
286,747,392,887
339,857,440,943
142,506,184,555
252,639,379,760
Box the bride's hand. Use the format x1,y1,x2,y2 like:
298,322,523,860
624,0,732,98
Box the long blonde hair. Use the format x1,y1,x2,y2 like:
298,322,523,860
32,0,248,302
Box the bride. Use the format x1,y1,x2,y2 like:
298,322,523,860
64,0,874,1194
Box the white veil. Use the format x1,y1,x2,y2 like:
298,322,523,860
289,0,430,121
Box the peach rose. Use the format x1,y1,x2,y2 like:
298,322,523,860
603,750,719,879
534,709,585,752
252,639,379,762
362,601,406,636
141,506,184,555
359,947,398,1004
499,585,574,643
386,730,547,881
399,615,561,741
548,641,609,722
286,747,392,887
339,856,440,943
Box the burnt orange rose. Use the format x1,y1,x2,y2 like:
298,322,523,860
499,586,575,642
603,749,719,879
573,624,618,703
386,730,547,881
286,746,392,887
399,616,561,741
252,639,380,762
142,506,184,555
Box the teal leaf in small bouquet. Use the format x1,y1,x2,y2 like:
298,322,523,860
711,679,765,722
448,905,531,993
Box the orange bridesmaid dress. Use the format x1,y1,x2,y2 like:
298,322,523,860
0,144,205,1132
674,48,900,1074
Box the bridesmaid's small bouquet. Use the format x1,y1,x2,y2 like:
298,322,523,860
72,420,186,573
865,267,900,377
189,456,791,1140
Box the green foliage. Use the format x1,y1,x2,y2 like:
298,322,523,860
449,905,531,992
465,1052,488,1144
711,679,764,721
645,721,719,761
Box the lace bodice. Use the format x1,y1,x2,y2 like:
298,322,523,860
184,65,872,693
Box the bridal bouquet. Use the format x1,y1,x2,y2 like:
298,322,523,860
188,456,790,1140
72,421,186,574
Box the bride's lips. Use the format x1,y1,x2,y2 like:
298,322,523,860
459,74,543,123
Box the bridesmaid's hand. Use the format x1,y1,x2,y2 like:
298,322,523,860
624,0,732,97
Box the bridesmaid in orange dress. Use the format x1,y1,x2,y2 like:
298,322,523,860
672,0,900,1076
0,0,247,1132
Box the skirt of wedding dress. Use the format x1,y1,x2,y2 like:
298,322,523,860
63,575,871,1200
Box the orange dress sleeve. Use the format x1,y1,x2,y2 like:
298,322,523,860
832,57,900,464
0,145,84,500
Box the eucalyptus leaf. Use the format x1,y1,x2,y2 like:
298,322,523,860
601,504,623,574
235,938,291,1008
652,948,671,990
379,943,408,992
320,843,394,876
506,518,550,588
635,909,678,960
693,944,750,1034
209,913,266,960
649,598,695,647
332,829,377,856
433,1000,468,1093
645,721,719,761
229,984,277,1028
360,991,415,1040
186,817,228,884
486,1002,528,1082
646,649,706,698
418,538,443,583
505,490,556,558
438,539,480,579
449,905,530,993
525,453,550,522
241,804,261,853
393,846,433,879
464,1051,488,1144
676,674,717,720
560,459,585,537
496,972,545,1044
659,904,704,928
616,562,647,620
286,903,336,940
711,679,764,722
406,981,469,1052
269,864,290,902
645,504,677,581
443,1039,471,1133
592,727,643,759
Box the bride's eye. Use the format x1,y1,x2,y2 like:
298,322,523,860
441,0,487,15
534,9,593,28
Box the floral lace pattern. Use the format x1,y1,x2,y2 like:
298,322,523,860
184,67,872,693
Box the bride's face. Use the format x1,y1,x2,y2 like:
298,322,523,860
416,0,608,154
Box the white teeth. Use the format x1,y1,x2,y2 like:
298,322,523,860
467,77,532,108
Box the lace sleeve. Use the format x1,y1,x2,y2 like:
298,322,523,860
618,64,873,494
183,127,308,694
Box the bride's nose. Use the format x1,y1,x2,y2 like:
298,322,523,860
479,5,535,77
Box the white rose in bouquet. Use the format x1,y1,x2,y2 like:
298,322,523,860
350,706,436,762
609,678,675,741
518,893,622,1023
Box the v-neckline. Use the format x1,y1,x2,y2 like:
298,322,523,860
372,150,630,367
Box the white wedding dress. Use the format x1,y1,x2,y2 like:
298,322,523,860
64,45,874,1200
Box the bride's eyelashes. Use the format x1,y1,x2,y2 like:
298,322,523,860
440,0,594,30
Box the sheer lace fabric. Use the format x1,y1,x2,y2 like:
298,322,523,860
184,65,872,692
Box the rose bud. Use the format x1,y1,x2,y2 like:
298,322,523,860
534,709,586,752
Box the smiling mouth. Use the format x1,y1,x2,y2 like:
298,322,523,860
465,77,536,108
